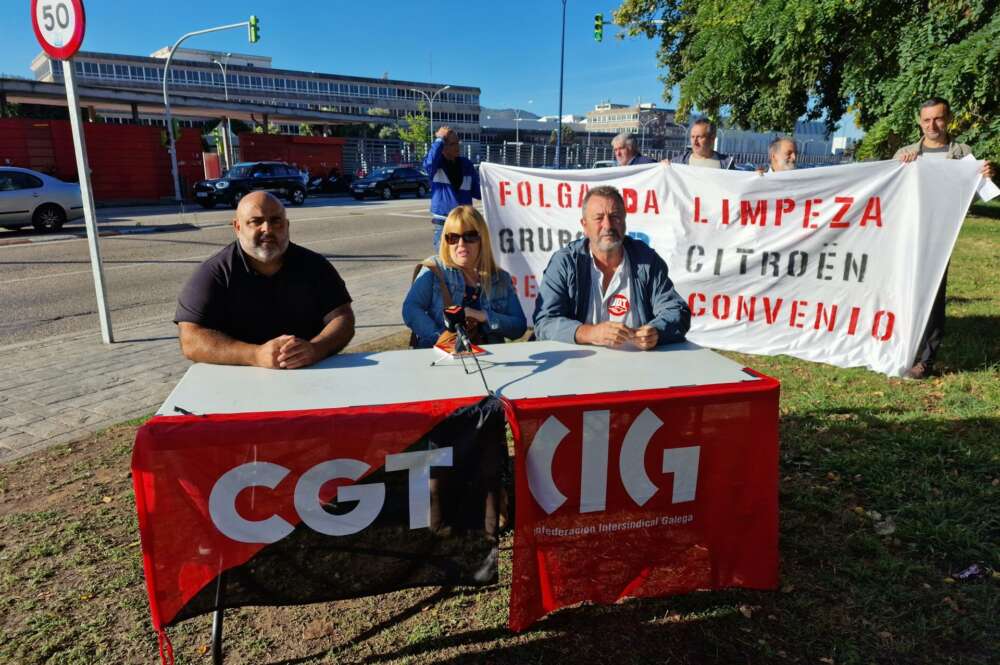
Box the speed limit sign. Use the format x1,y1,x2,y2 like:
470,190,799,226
31,0,86,60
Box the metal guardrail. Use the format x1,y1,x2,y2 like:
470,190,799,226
343,139,846,175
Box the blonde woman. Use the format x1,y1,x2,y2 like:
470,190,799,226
402,206,526,348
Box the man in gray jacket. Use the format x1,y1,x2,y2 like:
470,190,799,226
533,185,690,349
894,97,994,379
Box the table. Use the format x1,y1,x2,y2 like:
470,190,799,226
157,340,764,416
135,341,778,660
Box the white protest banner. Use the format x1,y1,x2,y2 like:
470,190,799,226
480,160,985,377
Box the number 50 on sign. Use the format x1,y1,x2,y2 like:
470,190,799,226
31,0,86,60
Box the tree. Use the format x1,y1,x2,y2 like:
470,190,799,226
614,0,1000,159
548,125,576,145
397,101,431,157
298,123,316,136
366,107,392,137
0,101,21,118
253,121,279,135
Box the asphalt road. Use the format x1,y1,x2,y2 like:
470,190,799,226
0,196,436,348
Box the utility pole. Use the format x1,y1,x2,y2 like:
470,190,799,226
556,0,566,168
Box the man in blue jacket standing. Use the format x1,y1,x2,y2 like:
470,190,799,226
533,185,690,349
423,125,481,249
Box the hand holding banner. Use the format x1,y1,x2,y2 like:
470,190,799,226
480,160,984,376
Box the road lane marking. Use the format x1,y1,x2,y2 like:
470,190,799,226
3,227,427,284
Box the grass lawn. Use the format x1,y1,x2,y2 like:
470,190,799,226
1,217,997,665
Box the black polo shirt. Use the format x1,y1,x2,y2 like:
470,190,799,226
175,241,351,344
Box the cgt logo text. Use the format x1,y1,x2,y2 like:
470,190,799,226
208,449,452,544
528,408,700,514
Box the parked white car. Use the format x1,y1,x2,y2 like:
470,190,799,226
0,167,84,231
591,160,617,169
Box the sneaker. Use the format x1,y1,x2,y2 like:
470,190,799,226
905,362,932,380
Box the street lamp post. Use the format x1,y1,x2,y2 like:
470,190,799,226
639,114,658,153
409,84,451,143
163,20,253,202
211,53,233,171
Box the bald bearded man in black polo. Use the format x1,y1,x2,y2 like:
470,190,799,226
175,191,354,369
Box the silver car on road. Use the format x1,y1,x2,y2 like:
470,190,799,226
0,167,84,232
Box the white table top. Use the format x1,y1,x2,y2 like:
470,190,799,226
157,341,761,417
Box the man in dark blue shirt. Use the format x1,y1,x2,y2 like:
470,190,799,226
175,192,354,369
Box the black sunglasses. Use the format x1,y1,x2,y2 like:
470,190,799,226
444,231,481,245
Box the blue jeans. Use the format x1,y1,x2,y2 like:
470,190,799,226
432,220,445,250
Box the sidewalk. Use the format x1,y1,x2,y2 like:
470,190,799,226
0,317,406,463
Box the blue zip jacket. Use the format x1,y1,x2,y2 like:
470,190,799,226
532,237,691,346
402,257,527,348
423,138,481,221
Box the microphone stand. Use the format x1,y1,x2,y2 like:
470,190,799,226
452,323,493,397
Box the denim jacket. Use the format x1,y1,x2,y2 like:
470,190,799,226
402,257,527,348
532,237,691,346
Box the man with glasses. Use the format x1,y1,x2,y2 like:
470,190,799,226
423,125,481,249
175,191,354,368
533,185,690,350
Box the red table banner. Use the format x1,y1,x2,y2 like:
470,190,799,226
132,396,506,633
505,374,780,631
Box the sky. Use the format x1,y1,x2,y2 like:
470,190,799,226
3,0,858,136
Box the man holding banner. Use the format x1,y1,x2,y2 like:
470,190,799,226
895,97,995,379
768,137,798,172
532,185,690,349
612,133,656,166
672,118,737,169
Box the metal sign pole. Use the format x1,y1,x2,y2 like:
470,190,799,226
62,59,113,344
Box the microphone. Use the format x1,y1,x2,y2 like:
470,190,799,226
443,305,469,353
440,305,492,396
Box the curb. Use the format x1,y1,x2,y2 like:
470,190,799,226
0,226,175,247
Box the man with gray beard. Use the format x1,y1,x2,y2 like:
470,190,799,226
175,191,354,368
533,185,690,350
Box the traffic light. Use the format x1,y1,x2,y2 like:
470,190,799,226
248,15,260,44
594,13,603,42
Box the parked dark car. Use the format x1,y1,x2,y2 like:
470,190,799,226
351,167,429,200
308,171,355,195
192,161,307,209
